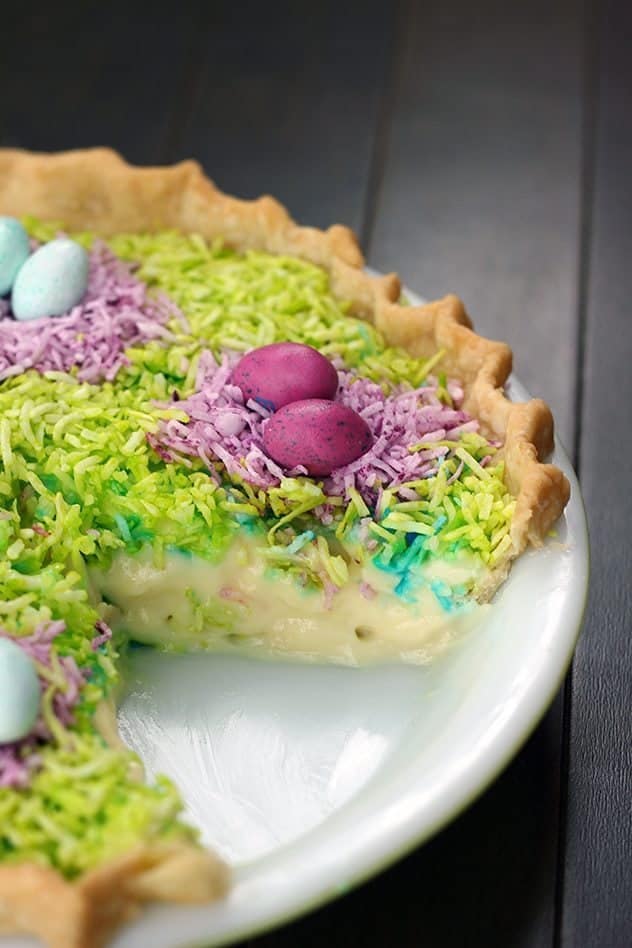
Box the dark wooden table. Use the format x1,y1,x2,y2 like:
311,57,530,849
2,2,630,945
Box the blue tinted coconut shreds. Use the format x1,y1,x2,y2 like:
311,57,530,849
0,224,515,877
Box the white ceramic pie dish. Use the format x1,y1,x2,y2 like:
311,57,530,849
3,287,589,948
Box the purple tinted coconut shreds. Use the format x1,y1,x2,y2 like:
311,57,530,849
91,619,113,651
0,621,88,788
0,241,181,383
148,351,286,489
150,350,481,505
330,371,477,503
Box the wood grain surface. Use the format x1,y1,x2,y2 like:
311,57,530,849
561,2,632,945
0,1,629,946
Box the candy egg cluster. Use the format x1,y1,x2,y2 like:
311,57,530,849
0,638,41,744
0,218,89,321
233,342,372,476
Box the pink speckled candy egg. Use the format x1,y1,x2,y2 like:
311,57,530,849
232,342,338,412
263,399,373,477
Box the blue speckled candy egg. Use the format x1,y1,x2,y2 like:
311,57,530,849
0,217,30,296
0,638,41,744
12,238,89,321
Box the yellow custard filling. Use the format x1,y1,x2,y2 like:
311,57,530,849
92,537,487,666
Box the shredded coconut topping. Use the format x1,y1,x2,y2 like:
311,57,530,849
151,350,477,503
0,621,88,788
0,241,178,383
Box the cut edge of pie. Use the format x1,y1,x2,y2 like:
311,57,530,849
0,147,571,947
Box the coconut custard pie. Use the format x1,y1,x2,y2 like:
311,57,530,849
0,149,570,948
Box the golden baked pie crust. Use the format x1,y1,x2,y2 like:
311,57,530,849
0,147,570,946
0,843,229,948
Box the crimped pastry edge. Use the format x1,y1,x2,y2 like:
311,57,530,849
0,146,570,945
0,843,229,948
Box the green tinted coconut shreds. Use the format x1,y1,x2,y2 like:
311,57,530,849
103,230,513,594
25,220,437,392
0,222,514,878
0,482,197,873
24,222,514,594
0,372,221,874
0,732,192,877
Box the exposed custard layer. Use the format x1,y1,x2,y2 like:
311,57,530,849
93,539,487,667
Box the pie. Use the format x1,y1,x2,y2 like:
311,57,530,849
0,148,570,948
